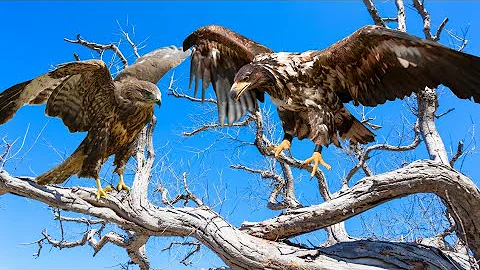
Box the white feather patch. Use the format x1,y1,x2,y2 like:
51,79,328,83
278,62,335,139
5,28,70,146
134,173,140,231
397,57,418,68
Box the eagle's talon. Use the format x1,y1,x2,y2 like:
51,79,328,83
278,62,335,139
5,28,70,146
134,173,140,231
303,152,331,177
273,139,291,158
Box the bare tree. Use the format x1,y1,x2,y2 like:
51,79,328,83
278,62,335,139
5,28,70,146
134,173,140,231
1,2,480,269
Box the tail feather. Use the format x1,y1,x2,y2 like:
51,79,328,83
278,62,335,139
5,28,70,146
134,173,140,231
344,117,375,144
336,108,375,145
36,149,85,185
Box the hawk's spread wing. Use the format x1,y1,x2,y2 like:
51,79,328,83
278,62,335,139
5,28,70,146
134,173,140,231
183,25,273,125
316,25,480,106
115,45,191,84
0,60,115,132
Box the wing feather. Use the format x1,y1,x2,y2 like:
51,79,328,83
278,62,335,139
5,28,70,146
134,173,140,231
316,25,480,106
115,45,190,84
0,60,115,132
183,25,273,125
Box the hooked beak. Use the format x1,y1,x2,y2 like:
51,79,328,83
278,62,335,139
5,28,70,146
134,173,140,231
230,82,252,101
155,92,162,107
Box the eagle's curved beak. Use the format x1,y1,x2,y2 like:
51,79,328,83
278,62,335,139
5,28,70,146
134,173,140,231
155,93,162,107
230,82,252,101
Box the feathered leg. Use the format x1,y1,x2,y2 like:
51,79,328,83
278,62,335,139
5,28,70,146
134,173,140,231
303,145,331,177
113,144,135,192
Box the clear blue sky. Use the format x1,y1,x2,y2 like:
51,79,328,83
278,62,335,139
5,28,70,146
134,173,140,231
0,2,479,269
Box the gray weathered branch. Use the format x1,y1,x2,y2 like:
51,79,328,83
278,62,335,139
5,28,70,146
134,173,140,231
1,160,476,269
64,34,128,68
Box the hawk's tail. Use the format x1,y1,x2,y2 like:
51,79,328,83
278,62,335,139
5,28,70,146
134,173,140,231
336,109,375,145
36,149,85,185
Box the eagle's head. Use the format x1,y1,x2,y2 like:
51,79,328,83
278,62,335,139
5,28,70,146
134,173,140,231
230,64,274,101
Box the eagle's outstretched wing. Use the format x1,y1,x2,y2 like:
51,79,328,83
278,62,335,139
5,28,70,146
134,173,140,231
183,25,273,125
115,45,191,84
316,25,480,106
0,60,115,132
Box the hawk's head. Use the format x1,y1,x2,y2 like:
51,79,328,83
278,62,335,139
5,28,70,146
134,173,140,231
230,64,274,101
123,80,162,107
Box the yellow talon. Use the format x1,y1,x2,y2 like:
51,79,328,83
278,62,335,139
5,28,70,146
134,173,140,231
116,174,130,192
303,152,331,177
95,178,113,200
273,139,291,157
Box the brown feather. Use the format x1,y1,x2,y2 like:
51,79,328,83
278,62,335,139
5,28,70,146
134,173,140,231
183,25,272,125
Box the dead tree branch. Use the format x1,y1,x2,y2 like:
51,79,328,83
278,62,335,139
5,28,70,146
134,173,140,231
1,159,477,269
450,141,464,167
64,34,128,68
362,0,387,27
162,241,201,266
343,121,421,187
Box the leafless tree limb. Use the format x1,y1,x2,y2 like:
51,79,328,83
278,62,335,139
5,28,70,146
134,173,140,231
395,0,406,31
412,0,433,40
183,117,253,137
434,17,450,42
343,121,421,187
162,240,201,266
167,73,217,104
231,163,301,210
1,160,476,269
362,0,387,27
450,141,464,167
64,34,128,68
117,21,141,59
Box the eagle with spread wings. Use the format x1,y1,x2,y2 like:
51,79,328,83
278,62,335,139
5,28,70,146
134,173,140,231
183,25,480,176
0,46,190,199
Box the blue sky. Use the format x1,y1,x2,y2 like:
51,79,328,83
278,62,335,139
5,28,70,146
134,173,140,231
0,2,479,269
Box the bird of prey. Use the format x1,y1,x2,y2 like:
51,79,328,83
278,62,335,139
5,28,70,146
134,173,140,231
183,25,480,176
0,46,190,199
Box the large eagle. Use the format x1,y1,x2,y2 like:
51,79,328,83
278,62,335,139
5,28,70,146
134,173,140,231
183,25,480,176
0,46,190,199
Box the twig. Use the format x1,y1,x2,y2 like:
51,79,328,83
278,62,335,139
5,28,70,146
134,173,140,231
162,241,201,266
362,0,387,27
183,117,252,137
117,20,140,59
412,0,433,40
343,121,421,187
64,34,128,68
433,17,449,41
182,172,204,206
436,108,455,119
450,141,464,167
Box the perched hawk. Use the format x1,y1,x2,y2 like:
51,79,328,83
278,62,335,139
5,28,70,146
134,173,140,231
183,25,480,176
0,46,190,199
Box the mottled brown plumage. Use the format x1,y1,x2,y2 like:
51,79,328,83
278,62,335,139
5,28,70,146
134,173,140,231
0,46,190,198
183,25,480,175
183,25,273,125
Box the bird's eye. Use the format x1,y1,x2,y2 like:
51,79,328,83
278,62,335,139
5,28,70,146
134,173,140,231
142,89,151,96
